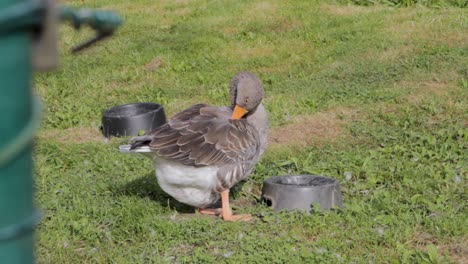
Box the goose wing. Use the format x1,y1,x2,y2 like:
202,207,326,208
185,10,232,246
131,104,260,169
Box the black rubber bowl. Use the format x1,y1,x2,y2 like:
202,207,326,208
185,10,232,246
261,175,343,213
101,103,166,138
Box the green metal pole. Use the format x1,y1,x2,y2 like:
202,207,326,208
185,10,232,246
0,2,120,262
0,0,37,262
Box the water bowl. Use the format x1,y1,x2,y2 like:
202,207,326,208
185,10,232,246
101,103,166,138
261,175,343,213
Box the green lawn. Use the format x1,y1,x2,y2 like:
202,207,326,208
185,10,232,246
35,0,467,263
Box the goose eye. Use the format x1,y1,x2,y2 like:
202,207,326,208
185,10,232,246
244,98,249,104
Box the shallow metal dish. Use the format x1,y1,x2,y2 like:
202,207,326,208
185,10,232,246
101,103,166,138
261,175,343,213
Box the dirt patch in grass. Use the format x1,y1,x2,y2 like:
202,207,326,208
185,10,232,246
439,30,468,48
173,7,191,16
320,4,386,16
418,81,451,96
412,231,467,264
104,81,122,92
406,80,452,103
269,107,359,147
247,1,277,17
273,18,304,33
219,25,239,36
362,45,415,63
38,127,105,144
384,10,468,48
443,238,468,264
144,57,164,71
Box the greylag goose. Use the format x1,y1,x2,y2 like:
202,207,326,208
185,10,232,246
120,72,269,221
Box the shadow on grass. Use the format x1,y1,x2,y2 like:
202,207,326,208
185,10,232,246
117,172,195,213
117,171,256,213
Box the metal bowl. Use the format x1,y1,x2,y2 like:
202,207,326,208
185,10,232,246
261,175,343,213
101,103,166,138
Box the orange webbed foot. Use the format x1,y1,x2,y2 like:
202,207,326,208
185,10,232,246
223,213,252,222
198,208,222,216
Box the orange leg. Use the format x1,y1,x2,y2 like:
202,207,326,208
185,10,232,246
221,189,252,222
198,208,221,215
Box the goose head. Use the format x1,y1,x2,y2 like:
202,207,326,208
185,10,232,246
229,72,264,120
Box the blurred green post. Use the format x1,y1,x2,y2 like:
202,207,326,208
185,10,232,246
0,0,38,262
0,1,121,262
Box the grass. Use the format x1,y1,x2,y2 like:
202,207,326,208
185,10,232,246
341,0,468,8
34,0,467,263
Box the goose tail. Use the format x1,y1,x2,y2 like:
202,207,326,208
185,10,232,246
119,144,153,153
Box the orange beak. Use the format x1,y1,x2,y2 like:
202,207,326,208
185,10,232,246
231,105,248,120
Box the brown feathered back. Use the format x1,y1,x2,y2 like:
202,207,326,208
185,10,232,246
142,104,261,169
